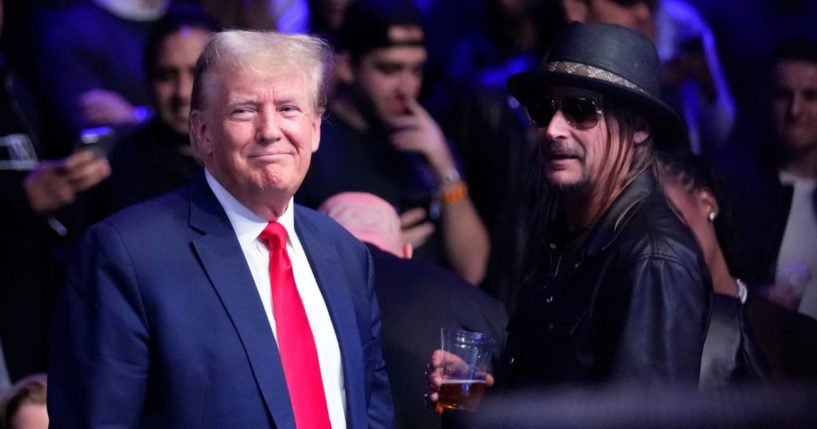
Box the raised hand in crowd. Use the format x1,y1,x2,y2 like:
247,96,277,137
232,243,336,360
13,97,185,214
23,150,110,215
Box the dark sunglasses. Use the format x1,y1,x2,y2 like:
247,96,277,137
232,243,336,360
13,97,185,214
525,96,603,130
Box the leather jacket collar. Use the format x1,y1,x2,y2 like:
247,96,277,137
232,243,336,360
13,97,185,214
583,168,657,259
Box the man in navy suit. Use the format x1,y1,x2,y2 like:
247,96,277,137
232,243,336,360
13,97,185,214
47,31,395,428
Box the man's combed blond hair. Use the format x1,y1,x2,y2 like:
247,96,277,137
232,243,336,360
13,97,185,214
190,30,334,115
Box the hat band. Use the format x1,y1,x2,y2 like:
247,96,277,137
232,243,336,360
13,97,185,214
545,61,648,95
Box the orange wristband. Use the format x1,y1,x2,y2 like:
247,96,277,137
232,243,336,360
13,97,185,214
439,181,468,204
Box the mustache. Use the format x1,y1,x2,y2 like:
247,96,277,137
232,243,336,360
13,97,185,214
544,141,585,159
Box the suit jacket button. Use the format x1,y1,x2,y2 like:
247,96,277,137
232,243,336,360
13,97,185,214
546,322,554,331
508,357,515,365
546,296,554,303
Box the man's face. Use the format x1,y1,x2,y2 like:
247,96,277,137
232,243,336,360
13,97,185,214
352,26,426,127
191,68,321,206
566,0,656,40
152,27,210,135
536,87,619,192
771,60,817,156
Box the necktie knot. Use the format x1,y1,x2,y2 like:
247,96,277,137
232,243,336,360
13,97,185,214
260,221,287,250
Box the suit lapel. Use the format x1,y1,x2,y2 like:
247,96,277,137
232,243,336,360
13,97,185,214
187,176,297,428
295,209,367,428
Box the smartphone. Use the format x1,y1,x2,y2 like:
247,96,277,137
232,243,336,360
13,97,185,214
75,126,116,157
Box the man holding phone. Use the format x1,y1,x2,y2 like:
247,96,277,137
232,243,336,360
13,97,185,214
296,0,489,285
0,0,110,382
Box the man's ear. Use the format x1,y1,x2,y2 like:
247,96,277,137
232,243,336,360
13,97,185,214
634,129,651,145
335,52,355,85
633,118,651,145
696,187,719,219
561,0,590,22
190,110,212,158
311,113,322,153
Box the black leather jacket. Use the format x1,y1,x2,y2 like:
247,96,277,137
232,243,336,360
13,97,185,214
497,170,712,388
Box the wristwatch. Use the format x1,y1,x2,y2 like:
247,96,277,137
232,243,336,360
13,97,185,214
736,278,748,304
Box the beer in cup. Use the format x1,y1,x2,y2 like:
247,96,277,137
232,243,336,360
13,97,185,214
438,328,495,412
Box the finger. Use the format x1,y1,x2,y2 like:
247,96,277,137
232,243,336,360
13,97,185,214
387,115,418,131
429,373,443,388
402,222,434,247
389,132,422,151
78,89,102,106
63,153,102,181
403,96,425,116
399,207,428,227
64,149,99,170
71,159,111,192
424,392,442,412
36,158,67,174
431,349,445,363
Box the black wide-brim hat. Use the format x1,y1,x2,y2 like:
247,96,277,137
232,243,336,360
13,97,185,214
507,22,685,149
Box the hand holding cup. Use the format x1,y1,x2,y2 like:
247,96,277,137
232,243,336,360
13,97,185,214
425,328,495,414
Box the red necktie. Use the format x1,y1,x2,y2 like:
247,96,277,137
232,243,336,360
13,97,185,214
260,222,332,429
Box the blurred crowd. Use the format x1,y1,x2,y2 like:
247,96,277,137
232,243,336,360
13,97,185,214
1,0,816,427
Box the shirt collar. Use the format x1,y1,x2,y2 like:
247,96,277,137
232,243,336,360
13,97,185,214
205,169,296,248
779,169,817,187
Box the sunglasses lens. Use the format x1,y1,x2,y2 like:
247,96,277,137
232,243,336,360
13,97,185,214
526,98,558,127
561,97,600,130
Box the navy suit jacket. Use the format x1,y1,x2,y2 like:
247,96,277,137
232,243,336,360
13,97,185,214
47,175,395,428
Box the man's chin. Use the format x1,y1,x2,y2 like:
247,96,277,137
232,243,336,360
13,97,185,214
546,173,588,193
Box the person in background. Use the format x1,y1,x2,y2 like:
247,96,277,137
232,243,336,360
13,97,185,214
721,40,817,321
199,0,309,33
320,191,507,429
0,0,110,383
35,0,183,147
560,0,736,156
685,0,817,159
657,149,769,387
428,0,564,312
98,8,220,214
47,31,394,428
717,40,817,381
0,374,48,429
297,0,490,285
307,0,353,43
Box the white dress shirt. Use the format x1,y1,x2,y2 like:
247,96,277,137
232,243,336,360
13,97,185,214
206,170,347,428
776,171,817,321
